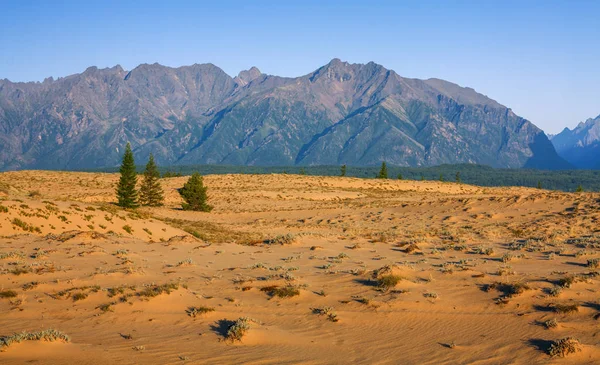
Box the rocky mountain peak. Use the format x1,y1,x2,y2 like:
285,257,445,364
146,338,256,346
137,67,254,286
0,59,571,171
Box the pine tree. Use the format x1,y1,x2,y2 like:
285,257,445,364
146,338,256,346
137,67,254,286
439,174,444,182
420,175,425,181
116,143,138,208
576,184,584,193
397,173,403,180
455,171,461,183
179,173,212,212
377,162,388,179
139,153,164,206
537,181,542,189
340,164,347,177
299,167,307,175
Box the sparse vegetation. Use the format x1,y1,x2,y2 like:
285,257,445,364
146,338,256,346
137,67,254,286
260,285,300,298
225,317,255,342
0,290,18,298
186,306,215,317
551,303,579,314
1,329,70,350
547,337,581,357
265,233,296,245
311,306,339,322
377,274,403,290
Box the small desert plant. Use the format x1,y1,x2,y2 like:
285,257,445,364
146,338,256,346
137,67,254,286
225,317,255,342
548,286,563,297
22,282,38,291
260,285,300,298
551,303,579,314
423,292,439,299
0,290,18,298
97,303,115,313
404,243,420,254
357,297,370,305
377,274,402,290
558,276,576,288
28,190,41,198
0,205,8,213
587,258,600,269
544,318,558,329
186,306,215,317
547,337,581,357
137,283,179,298
122,225,133,234
265,234,296,245
311,306,339,322
177,258,194,267
501,282,530,297
72,292,88,301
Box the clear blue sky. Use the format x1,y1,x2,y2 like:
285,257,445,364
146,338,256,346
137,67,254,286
1,0,598,134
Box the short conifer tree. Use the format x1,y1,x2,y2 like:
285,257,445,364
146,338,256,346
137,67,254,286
377,162,388,179
139,153,164,206
116,143,138,208
179,173,212,212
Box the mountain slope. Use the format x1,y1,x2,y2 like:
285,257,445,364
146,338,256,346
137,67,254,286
0,59,570,170
551,115,600,169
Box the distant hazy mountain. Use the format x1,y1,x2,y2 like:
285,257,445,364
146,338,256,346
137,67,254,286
551,115,600,169
0,59,570,171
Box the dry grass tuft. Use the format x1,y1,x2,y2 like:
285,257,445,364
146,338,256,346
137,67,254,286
186,306,215,317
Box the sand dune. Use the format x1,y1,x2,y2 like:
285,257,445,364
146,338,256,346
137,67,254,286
1,171,599,364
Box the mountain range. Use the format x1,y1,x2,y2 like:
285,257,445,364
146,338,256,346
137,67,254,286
550,115,600,169
0,59,573,171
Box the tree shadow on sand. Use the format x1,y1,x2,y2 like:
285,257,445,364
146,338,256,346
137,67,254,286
210,319,235,339
527,338,553,354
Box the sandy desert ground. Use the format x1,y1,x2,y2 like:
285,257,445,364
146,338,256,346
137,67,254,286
0,171,599,364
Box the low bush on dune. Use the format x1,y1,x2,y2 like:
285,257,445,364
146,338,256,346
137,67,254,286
587,258,600,269
260,285,300,298
137,283,179,298
548,337,581,357
225,317,256,342
311,306,339,322
377,275,403,290
1,329,70,350
0,290,18,298
186,306,215,317
264,234,296,245
551,303,579,314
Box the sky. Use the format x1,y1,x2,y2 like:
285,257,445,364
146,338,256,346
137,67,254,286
0,0,598,134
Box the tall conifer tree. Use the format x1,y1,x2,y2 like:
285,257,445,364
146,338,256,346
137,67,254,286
116,143,138,208
139,153,164,206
